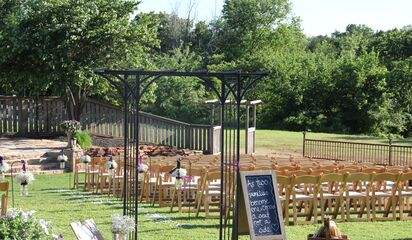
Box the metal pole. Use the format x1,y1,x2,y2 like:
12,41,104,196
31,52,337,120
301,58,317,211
135,77,141,240
233,74,241,240
10,160,23,208
123,81,129,216
219,81,226,240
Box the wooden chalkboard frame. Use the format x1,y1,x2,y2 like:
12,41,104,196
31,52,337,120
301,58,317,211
240,170,286,240
70,219,104,240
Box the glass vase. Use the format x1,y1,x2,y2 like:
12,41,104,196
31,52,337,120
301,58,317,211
60,162,66,169
113,233,128,240
138,172,144,181
20,185,29,196
0,173,5,181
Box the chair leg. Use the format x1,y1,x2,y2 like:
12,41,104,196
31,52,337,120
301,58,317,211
293,198,298,224
371,196,377,221
345,197,350,221
170,187,176,212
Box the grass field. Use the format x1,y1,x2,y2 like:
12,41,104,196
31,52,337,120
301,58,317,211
253,129,412,156
7,173,412,240
5,130,412,239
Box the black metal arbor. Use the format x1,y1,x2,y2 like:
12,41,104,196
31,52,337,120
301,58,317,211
94,69,267,240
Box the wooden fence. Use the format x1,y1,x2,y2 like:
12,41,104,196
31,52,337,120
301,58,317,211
0,96,67,137
303,133,412,167
0,96,220,153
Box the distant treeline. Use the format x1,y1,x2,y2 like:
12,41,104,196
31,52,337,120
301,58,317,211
0,0,411,137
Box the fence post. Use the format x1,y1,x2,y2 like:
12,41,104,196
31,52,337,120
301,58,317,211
388,134,393,166
302,131,306,157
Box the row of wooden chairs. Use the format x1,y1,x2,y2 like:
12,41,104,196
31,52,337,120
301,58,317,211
74,153,412,225
278,171,412,225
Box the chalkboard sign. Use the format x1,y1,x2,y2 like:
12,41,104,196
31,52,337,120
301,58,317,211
240,170,286,240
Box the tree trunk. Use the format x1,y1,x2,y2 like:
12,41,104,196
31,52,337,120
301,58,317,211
66,85,87,121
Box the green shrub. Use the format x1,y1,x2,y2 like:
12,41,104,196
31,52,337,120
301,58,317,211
0,209,62,239
74,131,92,150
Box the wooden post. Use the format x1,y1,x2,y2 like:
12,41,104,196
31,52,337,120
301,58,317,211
19,98,29,135
388,134,393,166
303,131,307,157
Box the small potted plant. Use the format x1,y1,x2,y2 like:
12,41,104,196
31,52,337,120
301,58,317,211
57,150,68,169
0,156,10,181
111,214,135,240
60,120,81,148
15,160,34,196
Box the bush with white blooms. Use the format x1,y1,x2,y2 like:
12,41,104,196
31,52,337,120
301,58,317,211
0,209,63,240
111,214,135,236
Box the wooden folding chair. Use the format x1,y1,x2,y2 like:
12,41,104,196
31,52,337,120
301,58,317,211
319,173,346,222
151,165,175,207
170,168,203,213
371,172,400,221
74,162,87,189
397,172,412,220
0,182,9,216
344,172,373,222
277,175,292,225
196,171,222,218
290,175,320,225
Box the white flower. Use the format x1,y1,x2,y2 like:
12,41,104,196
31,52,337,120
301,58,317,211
7,209,36,222
111,214,135,234
104,160,118,170
80,154,91,163
137,164,149,173
57,154,68,162
39,219,51,235
8,208,19,219
171,168,187,178
0,161,10,173
15,172,35,185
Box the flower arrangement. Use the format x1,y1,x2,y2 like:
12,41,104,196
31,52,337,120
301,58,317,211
0,156,10,181
111,214,135,236
0,209,63,240
57,151,68,169
137,163,149,181
105,160,118,170
57,153,68,163
171,168,187,178
137,164,149,173
15,161,34,196
60,120,80,134
79,154,91,164
15,172,35,186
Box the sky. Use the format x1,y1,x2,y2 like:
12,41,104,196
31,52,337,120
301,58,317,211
138,0,412,36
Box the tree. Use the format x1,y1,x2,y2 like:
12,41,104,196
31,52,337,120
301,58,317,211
144,45,213,124
0,0,159,120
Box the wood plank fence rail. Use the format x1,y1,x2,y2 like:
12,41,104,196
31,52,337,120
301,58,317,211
0,96,219,153
303,133,412,167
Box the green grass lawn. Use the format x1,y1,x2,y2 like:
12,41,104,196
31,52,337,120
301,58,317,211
5,130,412,239
5,173,412,240
253,129,412,156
